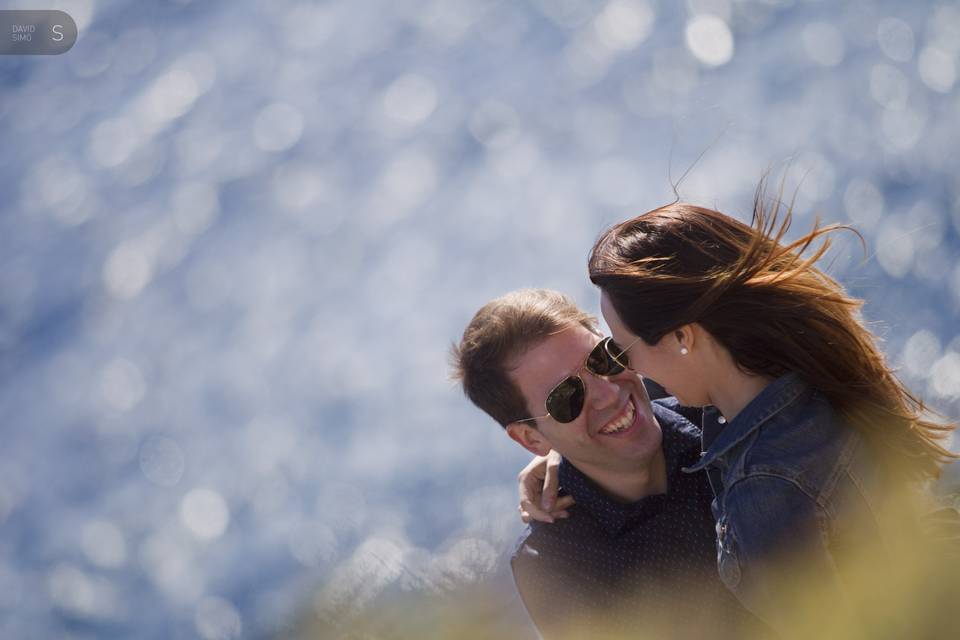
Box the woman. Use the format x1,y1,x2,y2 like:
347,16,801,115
519,187,957,636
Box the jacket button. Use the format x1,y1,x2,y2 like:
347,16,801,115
719,549,741,587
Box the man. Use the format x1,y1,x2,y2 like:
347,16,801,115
451,289,765,638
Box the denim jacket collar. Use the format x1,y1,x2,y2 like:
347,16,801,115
684,371,809,473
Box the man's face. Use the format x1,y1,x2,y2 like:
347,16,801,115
507,324,662,475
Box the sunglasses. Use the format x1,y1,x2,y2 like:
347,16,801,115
513,336,631,425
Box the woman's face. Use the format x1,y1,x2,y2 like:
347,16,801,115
600,291,707,407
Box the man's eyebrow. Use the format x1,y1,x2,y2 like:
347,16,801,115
537,341,596,399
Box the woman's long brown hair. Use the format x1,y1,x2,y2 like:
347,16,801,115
588,181,957,479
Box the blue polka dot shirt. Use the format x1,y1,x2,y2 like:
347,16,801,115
511,399,770,638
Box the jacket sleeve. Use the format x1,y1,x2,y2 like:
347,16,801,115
719,475,849,638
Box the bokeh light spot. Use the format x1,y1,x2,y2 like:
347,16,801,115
382,74,438,128
902,330,941,379
195,596,242,640
594,0,654,52
180,488,230,540
253,103,304,153
877,17,914,63
103,240,154,299
843,177,884,232
918,46,956,93
139,435,186,488
685,15,734,66
99,358,146,411
876,218,915,278
802,22,845,67
931,352,960,399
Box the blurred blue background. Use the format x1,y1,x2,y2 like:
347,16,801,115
2,0,959,637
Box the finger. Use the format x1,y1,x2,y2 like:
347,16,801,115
554,495,576,510
518,457,548,507
541,454,561,510
519,478,542,509
553,510,570,519
522,499,555,523
519,498,555,524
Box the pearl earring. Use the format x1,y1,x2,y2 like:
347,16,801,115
680,347,689,355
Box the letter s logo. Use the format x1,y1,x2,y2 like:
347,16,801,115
52,24,63,42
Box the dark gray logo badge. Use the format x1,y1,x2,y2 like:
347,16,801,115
1,10,77,55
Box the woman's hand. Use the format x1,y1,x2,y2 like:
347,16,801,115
518,450,574,523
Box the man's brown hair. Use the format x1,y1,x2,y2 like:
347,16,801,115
450,289,599,428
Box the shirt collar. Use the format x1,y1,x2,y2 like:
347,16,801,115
558,403,700,536
684,371,810,473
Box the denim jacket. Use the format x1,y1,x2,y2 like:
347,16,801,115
683,372,892,636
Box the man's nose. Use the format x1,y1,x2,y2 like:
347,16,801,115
584,371,620,409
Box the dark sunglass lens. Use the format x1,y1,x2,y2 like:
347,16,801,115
586,340,610,375
546,377,585,423
591,338,626,374
603,338,629,371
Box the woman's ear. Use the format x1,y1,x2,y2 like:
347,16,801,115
507,423,553,457
673,324,696,355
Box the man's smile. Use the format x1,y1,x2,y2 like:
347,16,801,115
597,396,637,436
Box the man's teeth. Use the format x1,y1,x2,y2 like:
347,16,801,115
599,401,635,435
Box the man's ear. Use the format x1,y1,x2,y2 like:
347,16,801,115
506,423,553,456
